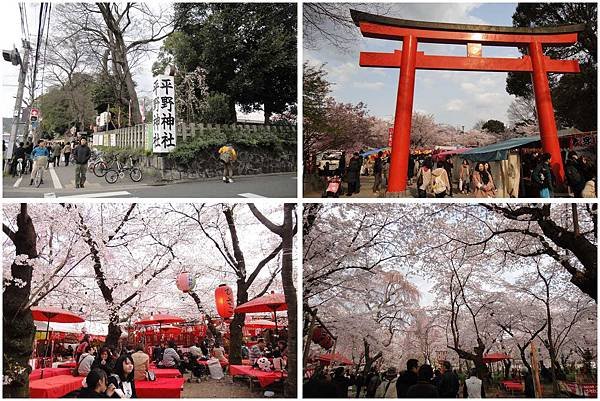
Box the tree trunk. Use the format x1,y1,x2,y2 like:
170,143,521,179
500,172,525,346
105,319,122,350
281,204,297,397
229,280,248,365
188,291,222,343
361,338,382,383
3,204,37,398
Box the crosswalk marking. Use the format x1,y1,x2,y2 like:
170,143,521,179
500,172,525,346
13,177,23,187
238,193,266,198
58,191,132,198
48,165,63,189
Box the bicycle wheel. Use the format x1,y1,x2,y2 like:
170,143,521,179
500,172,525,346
16,163,22,177
130,167,143,182
105,169,119,184
34,170,43,187
93,161,108,177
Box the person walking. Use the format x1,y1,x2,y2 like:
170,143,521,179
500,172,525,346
443,158,454,196
346,153,362,196
532,153,553,198
10,142,26,177
431,167,450,198
472,162,496,198
396,359,419,398
459,159,471,194
73,137,91,188
375,367,398,398
373,151,384,194
29,139,50,186
463,369,486,398
565,151,585,197
365,367,381,398
438,361,460,398
218,144,237,183
53,142,63,167
63,142,72,166
415,158,433,198
406,364,439,398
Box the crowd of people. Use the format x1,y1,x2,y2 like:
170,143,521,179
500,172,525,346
304,359,538,398
8,136,92,188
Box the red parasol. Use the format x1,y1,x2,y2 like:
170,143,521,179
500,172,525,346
31,307,85,379
134,314,185,326
159,325,183,335
483,353,512,364
245,319,288,329
235,292,287,335
317,353,353,366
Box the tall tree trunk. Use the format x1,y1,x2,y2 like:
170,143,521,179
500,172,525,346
188,291,222,343
281,204,297,397
3,204,37,398
361,338,383,382
229,280,248,365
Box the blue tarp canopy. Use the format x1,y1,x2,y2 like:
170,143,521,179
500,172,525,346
461,136,541,162
360,147,390,157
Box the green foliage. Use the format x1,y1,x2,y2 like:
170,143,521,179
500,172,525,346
160,3,297,123
168,127,296,166
482,119,506,133
506,3,597,130
201,93,235,123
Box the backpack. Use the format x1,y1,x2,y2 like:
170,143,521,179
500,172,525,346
219,150,232,163
432,175,446,194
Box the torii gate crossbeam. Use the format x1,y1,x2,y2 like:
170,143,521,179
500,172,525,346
351,10,584,194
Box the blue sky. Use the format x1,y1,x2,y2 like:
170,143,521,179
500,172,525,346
305,3,521,129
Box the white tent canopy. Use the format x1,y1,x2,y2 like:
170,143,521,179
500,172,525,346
34,320,109,336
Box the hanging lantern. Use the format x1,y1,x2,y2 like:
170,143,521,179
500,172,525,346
176,272,196,293
312,326,326,344
320,334,333,350
215,284,235,319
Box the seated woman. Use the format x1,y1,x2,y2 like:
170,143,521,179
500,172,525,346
160,341,185,374
107,354,137,398
92,347,114,376
78,346,96,377
212,342,228,366
78,369,115,398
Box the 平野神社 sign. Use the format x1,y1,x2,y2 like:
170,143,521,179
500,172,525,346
152,75,176,153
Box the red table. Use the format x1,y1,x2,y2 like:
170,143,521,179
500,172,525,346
501,380,523,392
57,361,77,368
135,377,185,398
137,369,182,379
29,375,83,398
229,365,286,388
30,368,73,381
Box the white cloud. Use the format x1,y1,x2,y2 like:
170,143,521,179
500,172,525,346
460,82,480,92
353,81,386,90
474,92,505,108
446,99,465,111
326,62,359,84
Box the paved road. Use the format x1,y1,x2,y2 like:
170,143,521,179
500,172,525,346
3,164,297,198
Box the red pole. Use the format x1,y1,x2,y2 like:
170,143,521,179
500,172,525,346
529,40,565,185
388,35,418,194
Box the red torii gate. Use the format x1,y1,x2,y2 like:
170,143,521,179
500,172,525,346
351,10,584,194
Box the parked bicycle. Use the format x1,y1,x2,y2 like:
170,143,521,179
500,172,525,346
105,156,143,184
92,153,116,177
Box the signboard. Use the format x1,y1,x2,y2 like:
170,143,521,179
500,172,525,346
30,108,39,118
152,75,176,153
388,127,394,147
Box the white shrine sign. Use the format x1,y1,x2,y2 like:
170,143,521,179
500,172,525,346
152,75,176,153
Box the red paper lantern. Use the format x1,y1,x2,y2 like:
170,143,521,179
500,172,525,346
320,335,333,350
312,326,326,343
215,284,235,319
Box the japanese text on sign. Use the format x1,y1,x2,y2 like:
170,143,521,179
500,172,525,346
152,75,176,153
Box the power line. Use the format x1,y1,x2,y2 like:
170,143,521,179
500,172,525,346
37,3,51,111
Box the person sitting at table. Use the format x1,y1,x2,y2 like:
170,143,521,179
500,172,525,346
78,368,115,398
249,338,266,365
241,342,250,360
108,354,138,398
212,342,229,366
189,342,203,358
131,344,150,381
160,341,184,374
76,334,91,362
92,347,114,376
200,341,210,358
151,343,164,364
78,345,96,377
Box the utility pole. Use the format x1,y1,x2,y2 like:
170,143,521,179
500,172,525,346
4,39,30,173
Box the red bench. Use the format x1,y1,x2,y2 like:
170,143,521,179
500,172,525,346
229,365,286,390
30,368,73,381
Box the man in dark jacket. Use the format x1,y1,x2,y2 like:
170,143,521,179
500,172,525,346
11,142,27,176
396,358,419,397
406,364,439,398
438,361,460,397
373,151,384,194
565,151,585,197
346,153,362,196
331,366,353,398
73,137,91,188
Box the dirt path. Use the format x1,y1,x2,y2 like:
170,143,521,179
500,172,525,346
181,376,268,398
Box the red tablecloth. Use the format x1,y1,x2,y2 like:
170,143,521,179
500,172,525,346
57,361,77,368
229,365,286,388
501,381,523,392
136,369,182,379
29,375,83,398
30,368,73,381
135,377,185,398
197,359,228,367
